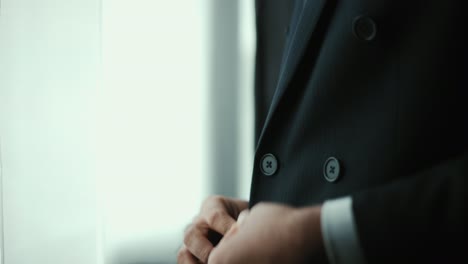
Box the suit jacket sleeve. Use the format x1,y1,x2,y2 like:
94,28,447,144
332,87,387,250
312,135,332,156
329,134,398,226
352,151,467,263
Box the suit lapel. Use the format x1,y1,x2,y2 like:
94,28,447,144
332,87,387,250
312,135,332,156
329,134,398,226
256,0,327,150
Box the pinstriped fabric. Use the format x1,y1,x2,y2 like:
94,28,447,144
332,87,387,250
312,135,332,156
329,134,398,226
251,0,468,262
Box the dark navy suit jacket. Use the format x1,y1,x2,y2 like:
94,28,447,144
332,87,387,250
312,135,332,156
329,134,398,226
251,0,467,262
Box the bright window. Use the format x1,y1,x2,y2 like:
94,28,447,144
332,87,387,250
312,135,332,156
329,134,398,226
0,0,255,263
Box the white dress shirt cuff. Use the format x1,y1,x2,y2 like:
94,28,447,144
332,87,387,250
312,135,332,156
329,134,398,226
321,196,366,264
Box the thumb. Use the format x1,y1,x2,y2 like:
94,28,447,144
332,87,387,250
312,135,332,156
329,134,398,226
236,209,250,226
221,210,249,240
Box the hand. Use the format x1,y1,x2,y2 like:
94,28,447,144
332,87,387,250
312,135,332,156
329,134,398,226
208,203,328,264
178,195,249,264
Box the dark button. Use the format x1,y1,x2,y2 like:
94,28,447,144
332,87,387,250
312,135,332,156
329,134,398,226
260,154,278,176
353,16,377,41
323,157,341,182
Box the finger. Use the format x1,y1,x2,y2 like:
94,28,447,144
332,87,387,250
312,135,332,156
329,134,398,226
216,223,240,249
208,236,240,264
184,227,213,263
223,222,239,240
177,246,199,264
207,246,220,264
205,210,237,235
236,209,250,226
216,209,250,245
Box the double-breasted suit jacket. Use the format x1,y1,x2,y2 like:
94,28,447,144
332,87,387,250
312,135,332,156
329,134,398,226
251,0,467,262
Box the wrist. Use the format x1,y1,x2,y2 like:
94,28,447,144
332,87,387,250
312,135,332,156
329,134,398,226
294,205,330,264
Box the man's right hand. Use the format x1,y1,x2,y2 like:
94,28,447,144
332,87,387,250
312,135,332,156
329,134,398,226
177,195,249,264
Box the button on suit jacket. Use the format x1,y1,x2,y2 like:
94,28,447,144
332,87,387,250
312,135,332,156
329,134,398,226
251,0,467,262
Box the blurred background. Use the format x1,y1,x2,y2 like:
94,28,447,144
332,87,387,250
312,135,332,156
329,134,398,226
0,0,255,263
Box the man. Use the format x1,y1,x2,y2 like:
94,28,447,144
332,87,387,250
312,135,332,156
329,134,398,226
178,0,467,263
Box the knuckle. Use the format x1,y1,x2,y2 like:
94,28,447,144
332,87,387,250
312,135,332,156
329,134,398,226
206,210,225,226
182,237,191,249
176,249,184,260
176,248,188,263
183,224,191,237
199,246,212,263
193,216,206,227
211,194,224,202
183,226,195,246
207,195,224,205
